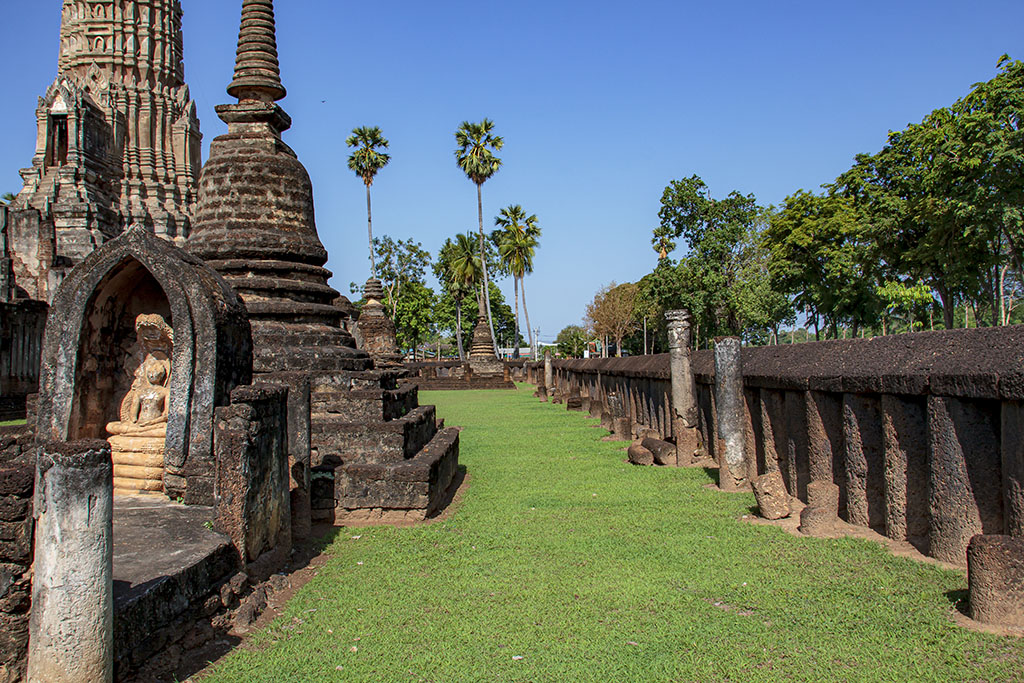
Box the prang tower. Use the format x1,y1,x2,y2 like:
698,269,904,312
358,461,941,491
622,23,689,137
5,0,201,302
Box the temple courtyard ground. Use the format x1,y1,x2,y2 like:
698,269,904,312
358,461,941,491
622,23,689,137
197,385,1023,682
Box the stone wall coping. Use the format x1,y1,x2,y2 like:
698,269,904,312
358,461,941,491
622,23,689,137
546,325,1024,400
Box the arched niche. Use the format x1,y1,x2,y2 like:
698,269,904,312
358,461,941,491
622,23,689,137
36,225,252,503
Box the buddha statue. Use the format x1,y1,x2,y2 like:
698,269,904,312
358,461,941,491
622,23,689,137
107,313,173,496
105,357,169,438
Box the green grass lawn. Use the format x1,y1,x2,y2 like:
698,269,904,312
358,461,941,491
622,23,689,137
201,385,1023,682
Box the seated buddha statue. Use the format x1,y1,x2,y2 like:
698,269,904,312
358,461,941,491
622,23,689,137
105,358,169,438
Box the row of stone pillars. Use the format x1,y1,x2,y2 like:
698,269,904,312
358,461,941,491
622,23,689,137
667,310,747,486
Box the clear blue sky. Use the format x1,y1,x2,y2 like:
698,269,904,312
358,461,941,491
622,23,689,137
2,1,1023,343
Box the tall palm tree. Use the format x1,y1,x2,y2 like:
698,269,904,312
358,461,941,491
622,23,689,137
454,119,503,354
493,205,540,358
346,126,391,278
434,233,482,361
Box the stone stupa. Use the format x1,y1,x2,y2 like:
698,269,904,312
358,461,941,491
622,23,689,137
188,0,459,524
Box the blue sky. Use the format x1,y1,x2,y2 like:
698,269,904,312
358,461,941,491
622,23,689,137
2,1,1023,343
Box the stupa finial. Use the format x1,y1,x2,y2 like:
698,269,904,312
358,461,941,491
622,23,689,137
227,0,286,103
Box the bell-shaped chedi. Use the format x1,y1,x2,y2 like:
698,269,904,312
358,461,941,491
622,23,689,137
187,0,370,374
356,277,401,361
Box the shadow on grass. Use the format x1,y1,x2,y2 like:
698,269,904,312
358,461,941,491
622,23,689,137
945,588,970,617
702,467,720,486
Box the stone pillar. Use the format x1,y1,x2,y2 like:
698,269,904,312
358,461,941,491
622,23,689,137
544,349,553,391
714,336,747,490
666,309,699,465
28,440,114,683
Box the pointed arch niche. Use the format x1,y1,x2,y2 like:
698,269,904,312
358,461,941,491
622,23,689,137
36,226,252,504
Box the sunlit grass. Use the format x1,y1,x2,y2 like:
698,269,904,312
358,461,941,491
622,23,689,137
201,384,1023,682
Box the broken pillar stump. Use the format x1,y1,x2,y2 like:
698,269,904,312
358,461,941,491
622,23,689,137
29,440,114,683
752,471,791,520
967,534,1024,628
799,480,840,536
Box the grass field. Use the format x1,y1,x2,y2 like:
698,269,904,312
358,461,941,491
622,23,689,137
201,385,1023,682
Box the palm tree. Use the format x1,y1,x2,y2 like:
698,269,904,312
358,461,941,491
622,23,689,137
454,119,503,354
346,126,391,278
493,205,540,358
1,192,17,205
434,233,482,361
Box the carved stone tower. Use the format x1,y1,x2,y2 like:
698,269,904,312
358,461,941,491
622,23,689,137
4,0,201,302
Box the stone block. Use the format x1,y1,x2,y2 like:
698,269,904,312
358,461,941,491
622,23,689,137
641,438,677,466
627,444,654,466
967,534,1024,628
612,417,632,441
752,471,791,520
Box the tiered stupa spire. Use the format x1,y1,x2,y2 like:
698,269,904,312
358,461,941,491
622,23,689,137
227,0,287,103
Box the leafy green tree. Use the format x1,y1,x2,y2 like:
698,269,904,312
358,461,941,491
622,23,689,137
766,190,879,337
454,119,504,354
1,192,17,204
875,280,934,334
652,175,789,341
346,126,391,278
556,325,588,358
492,204,541,358
371,235,431,320
393,281,435,360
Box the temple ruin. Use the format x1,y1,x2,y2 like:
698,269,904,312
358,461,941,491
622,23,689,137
3,0,202,303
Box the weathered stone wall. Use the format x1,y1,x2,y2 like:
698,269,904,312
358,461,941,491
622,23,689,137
0,301,47,421
0,458,33,682
538,326,1024,565
214,384,291,571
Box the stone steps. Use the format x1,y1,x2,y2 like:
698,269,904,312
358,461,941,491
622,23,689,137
322,426,461,524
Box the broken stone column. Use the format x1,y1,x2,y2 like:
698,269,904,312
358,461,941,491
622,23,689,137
752,471,791,520
28,440,114,683
967,534,1024,628
627,442,655,466
544,349,553,391
666,310,700,465
799,480,840,536
714,336,748,490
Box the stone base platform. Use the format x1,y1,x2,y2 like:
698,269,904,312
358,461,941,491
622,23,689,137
413,377,516,391
113,496,236,672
